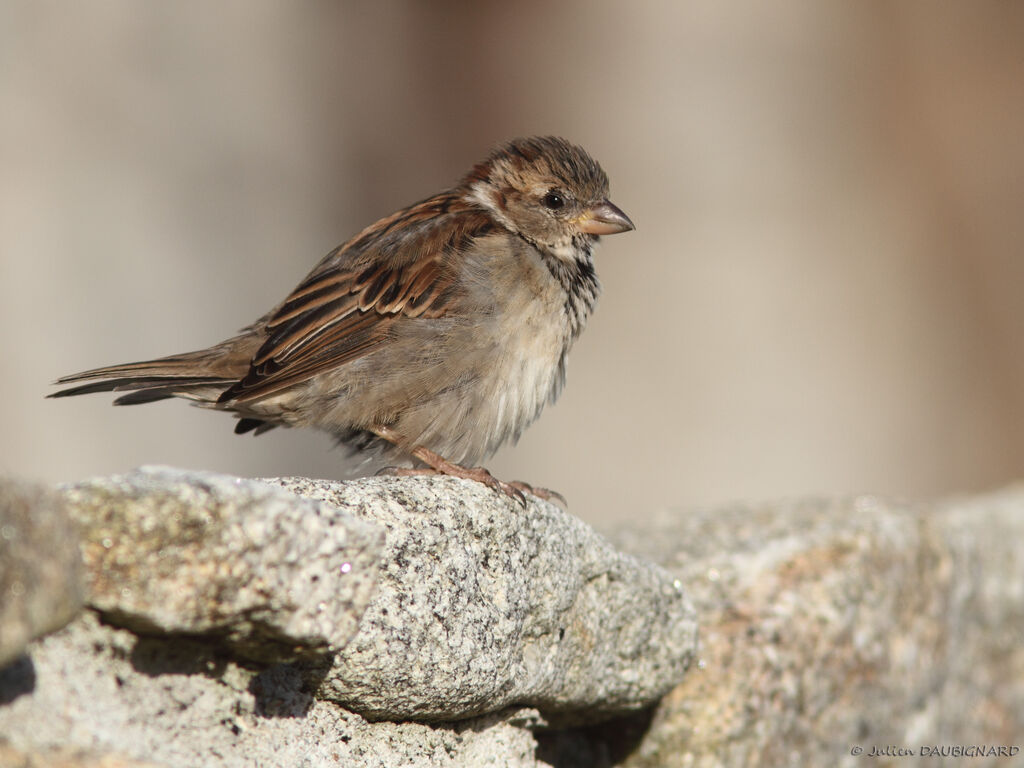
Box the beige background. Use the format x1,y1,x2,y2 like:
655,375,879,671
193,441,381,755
3,2,1023,525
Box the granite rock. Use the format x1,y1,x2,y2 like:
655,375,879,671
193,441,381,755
269,475,698,724
2,469,1023,767
601,489,1024,768
0,479,84,667
63,467,383,662
0,742,163,768
0,612,542,768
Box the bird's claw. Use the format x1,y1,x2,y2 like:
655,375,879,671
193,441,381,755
508,481,567,507
493,477,528,507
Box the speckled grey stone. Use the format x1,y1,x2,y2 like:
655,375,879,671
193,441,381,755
0,612,543,768
4,468,1021,767
266,475,698,724
62,466,383,662
0,479,84,667
602,489,1024,768
0,743,164,768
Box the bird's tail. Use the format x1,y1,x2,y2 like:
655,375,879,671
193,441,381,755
48,338,255,407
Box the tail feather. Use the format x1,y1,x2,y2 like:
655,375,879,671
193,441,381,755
47,335,282,443
48,375,229,400
52,351,237,383
48,348,250,406
113,386,219,406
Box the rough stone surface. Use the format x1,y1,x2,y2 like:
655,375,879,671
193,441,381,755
0,612,543,768
267,475,698,724
0,479,84,667
598,489,1024,768
63,467,383,662
3,466,1020,767
0,742,163,768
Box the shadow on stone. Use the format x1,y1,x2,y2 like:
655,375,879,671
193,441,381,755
128,634,231,679
0,655,36,705
249,663,321,718
535,707,657,768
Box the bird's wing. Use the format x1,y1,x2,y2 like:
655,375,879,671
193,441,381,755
219,192,493,404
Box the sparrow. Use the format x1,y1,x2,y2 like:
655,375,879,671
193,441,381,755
50,136,634,503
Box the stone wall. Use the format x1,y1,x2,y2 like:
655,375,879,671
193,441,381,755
0,468,1021,766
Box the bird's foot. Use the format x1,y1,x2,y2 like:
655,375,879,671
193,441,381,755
370,423,564,507
377,463,528,506
506,481,567,507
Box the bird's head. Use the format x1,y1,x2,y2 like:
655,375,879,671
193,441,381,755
463,136,634,263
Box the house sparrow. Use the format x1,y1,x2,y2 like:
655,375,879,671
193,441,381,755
50,136,634,503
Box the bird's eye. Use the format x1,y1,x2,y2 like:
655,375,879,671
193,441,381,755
542,191,565,210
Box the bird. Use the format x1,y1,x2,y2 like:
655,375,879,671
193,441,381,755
50,136,634,503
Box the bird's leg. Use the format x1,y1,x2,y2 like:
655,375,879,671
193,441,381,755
370,424,532,506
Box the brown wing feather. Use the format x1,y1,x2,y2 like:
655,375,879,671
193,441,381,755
219,192,493,404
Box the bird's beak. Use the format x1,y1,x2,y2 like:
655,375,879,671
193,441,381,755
577,200,635,235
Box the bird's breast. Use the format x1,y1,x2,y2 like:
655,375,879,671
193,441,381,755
463,242,585,455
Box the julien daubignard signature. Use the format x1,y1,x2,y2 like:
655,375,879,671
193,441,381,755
851,744,1020,758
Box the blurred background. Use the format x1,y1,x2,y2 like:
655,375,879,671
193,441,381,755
2,2,1022,526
